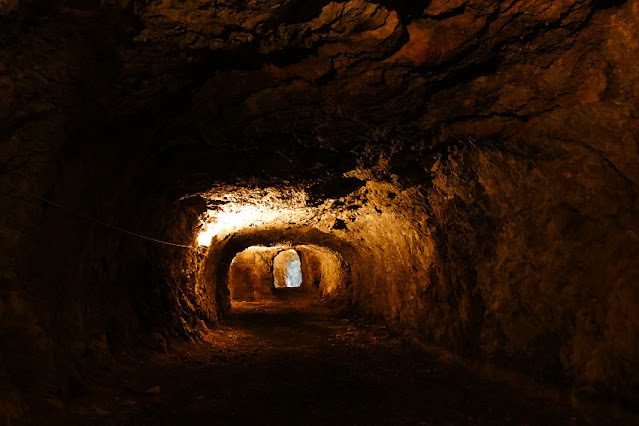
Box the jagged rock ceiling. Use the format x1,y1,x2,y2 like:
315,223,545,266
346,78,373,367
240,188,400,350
6,0,636,191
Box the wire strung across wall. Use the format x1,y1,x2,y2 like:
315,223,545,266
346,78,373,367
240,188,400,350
3,180,197,250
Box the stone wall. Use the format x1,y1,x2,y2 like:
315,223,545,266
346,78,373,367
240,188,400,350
228,247,278,301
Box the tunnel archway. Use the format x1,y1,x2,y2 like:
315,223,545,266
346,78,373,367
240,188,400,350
197,225,358,316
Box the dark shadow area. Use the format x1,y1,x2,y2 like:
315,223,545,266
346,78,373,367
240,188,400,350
34,296,637,425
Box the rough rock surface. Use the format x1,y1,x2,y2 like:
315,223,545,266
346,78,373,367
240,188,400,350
1,0,639,421
228,246,278,300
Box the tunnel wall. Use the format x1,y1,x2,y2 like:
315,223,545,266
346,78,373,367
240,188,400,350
0,6,213,419
425,142,639,394
296,245,347,298
228,247,278,301
310,166,638,401
297,248,322,292
314,182,438,329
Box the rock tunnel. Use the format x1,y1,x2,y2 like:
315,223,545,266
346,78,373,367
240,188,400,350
1,0,639,424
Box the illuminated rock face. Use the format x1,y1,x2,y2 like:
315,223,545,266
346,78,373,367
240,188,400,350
1,0,639,419
228,246,279,301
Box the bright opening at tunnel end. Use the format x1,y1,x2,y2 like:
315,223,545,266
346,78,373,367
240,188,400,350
273,250,302,288
285,257,302,288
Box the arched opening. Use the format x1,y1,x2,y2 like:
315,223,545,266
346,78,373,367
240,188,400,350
273,249,302,289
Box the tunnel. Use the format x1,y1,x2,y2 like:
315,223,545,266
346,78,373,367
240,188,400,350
1,0,639,424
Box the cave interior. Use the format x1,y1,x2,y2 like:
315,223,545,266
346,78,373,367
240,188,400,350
1,0,639,424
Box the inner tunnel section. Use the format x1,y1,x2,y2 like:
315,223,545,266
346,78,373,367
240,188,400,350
226,242,347,304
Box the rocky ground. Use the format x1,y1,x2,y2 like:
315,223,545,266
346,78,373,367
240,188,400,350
33,292,638,426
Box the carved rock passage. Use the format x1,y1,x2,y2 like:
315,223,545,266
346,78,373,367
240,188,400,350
1,0,639,421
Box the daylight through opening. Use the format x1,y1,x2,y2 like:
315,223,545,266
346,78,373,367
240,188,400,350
273,250,302,289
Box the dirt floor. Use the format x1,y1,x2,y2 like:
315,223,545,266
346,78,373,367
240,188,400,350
36,291,639,425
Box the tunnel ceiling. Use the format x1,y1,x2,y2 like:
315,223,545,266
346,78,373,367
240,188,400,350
5,0,637,195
